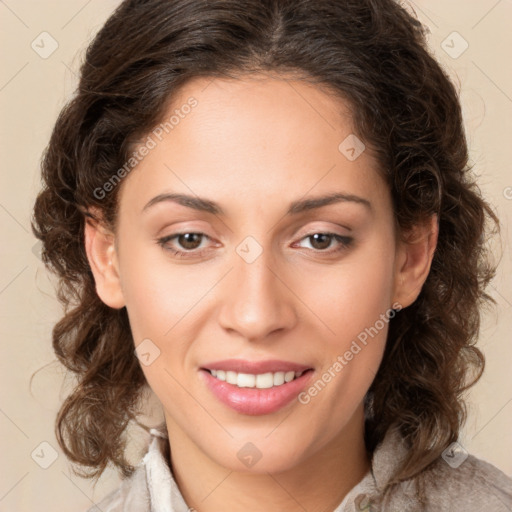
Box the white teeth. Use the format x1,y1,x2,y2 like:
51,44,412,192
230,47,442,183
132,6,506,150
226,371,238,384
273,371,285,386
284,371,295,383
237,373,255,387
208,369,307,388
256,372,274,389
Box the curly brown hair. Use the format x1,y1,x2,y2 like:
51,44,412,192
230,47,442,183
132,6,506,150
31,0,499,498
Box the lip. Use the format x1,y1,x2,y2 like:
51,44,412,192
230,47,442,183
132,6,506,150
200,358,313,374
199,364,314,416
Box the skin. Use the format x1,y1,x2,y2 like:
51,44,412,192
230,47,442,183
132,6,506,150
85,73,438,511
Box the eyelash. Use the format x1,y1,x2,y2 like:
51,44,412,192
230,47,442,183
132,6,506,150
156,231,353,259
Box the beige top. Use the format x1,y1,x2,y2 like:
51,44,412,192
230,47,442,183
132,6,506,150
87,428,512,511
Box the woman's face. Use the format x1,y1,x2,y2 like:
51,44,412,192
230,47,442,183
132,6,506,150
99,74,408,473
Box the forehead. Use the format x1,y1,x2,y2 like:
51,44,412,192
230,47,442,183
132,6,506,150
165,73,357,162
117,74,386,219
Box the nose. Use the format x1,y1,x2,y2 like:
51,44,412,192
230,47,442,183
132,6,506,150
217,246,298,343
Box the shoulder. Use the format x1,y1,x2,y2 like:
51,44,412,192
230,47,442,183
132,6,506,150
365,429,512,511
415,452,512,511
427,455,512,511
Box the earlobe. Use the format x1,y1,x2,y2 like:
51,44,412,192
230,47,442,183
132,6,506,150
393,214,439,309
84,212,125,309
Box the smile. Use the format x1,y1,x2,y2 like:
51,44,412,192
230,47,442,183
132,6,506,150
208,369,306,389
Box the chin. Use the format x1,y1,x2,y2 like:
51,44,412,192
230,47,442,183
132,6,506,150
206,438,309,474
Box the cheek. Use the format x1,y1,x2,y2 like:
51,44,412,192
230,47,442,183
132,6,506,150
118,243,203,411
298,236,396,345
117,240,209,342
294,236,395,408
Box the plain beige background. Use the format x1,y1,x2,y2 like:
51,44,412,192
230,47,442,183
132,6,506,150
0,1,511,510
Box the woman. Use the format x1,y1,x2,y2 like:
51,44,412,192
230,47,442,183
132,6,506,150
31,0,512,510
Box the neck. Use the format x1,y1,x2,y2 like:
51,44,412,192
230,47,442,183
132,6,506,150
165,405,371,512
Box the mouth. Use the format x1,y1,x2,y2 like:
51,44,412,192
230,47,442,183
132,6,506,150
199,359,315,415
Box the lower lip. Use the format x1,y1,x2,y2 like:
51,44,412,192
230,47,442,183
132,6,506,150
200,369,314,415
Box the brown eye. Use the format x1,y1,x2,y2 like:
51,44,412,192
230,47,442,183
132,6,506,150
157,232,211,258
308,233,333,250
295,232,353,254
176,233,204,250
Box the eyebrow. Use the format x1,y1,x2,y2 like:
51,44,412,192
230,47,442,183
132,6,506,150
142,191,372,216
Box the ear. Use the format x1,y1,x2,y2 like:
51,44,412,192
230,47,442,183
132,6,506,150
392,214,439,309
84,209,125,309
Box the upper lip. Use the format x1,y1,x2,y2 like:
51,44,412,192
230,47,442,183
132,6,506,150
201,359,313,374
